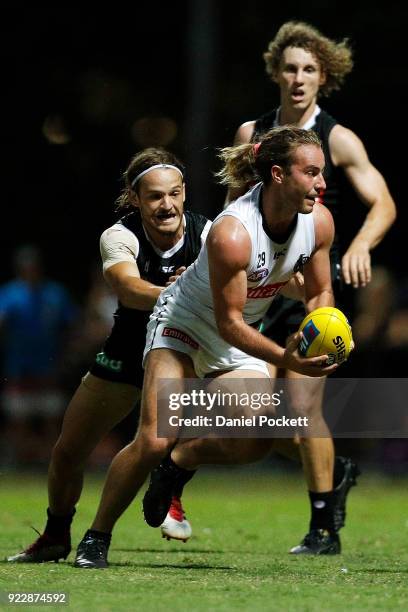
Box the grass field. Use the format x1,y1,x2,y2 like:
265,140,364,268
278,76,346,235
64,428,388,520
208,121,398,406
1,468,408,611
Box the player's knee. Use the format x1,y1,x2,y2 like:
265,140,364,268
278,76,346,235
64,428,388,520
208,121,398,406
137,431,175,460
288,395,322,418
51,439,83,472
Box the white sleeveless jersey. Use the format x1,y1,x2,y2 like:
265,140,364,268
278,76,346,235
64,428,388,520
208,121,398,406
162,183,315,325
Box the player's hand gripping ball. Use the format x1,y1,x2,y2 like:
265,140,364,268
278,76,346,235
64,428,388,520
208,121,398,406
298,307,353,365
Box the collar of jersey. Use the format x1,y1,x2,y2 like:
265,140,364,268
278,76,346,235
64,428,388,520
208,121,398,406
274,104,321,130
257,187,298,245
142,214,186,258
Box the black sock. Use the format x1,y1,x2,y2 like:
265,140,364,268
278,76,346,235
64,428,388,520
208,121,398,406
309,490,335,532
161,455,196,497
45,508,75,537
85,529,112,544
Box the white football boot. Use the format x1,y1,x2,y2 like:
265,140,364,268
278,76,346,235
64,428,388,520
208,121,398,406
160,496,192,542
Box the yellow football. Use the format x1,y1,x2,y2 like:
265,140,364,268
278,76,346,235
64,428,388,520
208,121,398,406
298,307,353,365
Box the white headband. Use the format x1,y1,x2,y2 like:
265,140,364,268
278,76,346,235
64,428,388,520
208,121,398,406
130,164,183,188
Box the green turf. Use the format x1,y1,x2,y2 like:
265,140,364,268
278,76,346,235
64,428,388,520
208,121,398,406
1,468,408,611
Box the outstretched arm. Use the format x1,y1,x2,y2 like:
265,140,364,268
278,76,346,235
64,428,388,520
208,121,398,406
104,262,162,310
329,125,397,288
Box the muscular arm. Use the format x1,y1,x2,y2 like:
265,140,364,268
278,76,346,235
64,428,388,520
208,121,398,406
304,204,335,313
225,121,256,205
330,125,397,287
104,262,162,310
208,217,337,376
208,216,285,365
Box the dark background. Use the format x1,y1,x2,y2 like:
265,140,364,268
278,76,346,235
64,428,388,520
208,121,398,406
3,1,404,298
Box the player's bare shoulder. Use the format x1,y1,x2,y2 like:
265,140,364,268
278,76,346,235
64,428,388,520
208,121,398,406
208,215,251,269
328,123,367,167
100,223,140,272
312,203,335,248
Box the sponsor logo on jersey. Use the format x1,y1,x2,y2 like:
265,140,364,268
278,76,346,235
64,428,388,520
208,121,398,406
299,320,320,354
162,327,199,349
293,254,311,273
161,265,176,274
247,281,287,299
248,268,269,282
96,352,123,372
273,249,287,260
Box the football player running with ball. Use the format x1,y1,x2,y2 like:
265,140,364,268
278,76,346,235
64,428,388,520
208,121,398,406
75,126,338,568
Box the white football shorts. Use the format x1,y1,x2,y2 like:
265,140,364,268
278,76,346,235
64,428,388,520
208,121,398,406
143,292,269,378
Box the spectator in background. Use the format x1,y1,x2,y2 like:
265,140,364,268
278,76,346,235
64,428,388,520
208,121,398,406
0,245,77,465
